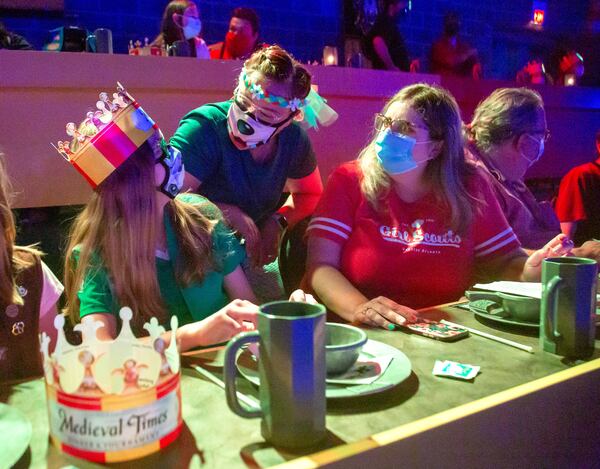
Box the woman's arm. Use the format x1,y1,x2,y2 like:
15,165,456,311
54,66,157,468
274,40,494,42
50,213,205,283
84,302,258,353
223,265,258,304
278,168,324,227
307,237,418,328
484,234,573,282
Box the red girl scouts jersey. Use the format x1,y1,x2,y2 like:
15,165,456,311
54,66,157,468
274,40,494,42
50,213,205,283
307,162,522,309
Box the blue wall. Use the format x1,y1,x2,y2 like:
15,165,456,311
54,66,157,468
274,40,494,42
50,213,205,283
1,0,342,63
1,0,597,82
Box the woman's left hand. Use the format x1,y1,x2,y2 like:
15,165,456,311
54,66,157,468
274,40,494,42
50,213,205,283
522,233,574,281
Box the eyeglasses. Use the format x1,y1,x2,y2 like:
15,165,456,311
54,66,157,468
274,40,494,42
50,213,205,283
528,128,551,142
374,113,428,135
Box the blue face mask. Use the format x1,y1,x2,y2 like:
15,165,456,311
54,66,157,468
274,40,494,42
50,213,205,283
375,128,419,174
183,17,202,39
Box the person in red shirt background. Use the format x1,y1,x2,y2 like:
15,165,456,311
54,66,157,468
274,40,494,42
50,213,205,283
209,7,266,60
306,84,570,330
430,12,481,79
555,129,600,246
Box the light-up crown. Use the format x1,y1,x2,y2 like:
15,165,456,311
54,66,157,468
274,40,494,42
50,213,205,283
53,83,158,188
40,307,180,396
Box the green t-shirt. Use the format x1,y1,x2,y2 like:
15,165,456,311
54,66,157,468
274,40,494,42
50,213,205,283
170,101,317,226
76,195,245,326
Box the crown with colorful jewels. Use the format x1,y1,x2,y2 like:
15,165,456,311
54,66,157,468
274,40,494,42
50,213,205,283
53,83,158,189
40,308,182,462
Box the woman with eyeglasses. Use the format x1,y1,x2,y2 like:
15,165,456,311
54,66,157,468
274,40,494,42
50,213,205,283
466,87,600,261
171,45,335,301
305,83,570,329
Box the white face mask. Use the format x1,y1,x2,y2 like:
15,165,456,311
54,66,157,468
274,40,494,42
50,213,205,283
522,134,545,167
227,100,292,150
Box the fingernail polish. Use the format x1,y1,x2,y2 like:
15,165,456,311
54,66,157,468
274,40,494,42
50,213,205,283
387,324,396,331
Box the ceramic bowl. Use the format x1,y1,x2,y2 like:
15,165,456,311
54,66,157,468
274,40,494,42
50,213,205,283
325,323,368,375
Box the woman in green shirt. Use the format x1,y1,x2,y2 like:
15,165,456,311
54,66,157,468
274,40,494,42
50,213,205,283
60,84,259,351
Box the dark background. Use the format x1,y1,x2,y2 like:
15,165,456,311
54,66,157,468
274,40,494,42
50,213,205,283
1,0,599,84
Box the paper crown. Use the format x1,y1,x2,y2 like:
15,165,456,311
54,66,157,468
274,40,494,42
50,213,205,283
40,308,182,462
53,83,158,188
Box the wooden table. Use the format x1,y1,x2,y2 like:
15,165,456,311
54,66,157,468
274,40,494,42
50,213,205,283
3,303,600,468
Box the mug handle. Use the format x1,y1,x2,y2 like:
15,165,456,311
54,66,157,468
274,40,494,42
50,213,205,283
224,331,262,419
543,275,564,339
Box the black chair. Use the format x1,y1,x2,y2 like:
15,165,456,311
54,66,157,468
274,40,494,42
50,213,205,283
278,217,310,297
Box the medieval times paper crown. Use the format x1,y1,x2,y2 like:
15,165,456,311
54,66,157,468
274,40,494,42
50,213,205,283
40,308,182,463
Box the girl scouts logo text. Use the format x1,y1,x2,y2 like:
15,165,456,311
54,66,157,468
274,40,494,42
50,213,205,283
379,219,462,248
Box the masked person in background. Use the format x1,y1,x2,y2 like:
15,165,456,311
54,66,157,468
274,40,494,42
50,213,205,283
364,0,418,72
430,12,481,79
466,87,600,261
171,45,336,302
306,84,571,330
152,0,209,59
209,7,266,60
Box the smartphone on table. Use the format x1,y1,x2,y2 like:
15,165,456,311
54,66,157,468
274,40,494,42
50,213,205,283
400,321,469,342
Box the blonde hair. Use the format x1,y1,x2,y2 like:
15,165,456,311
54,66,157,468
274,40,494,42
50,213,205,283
358,83,475,234
0,153,41,305
468,87,544,154
64,132,217,332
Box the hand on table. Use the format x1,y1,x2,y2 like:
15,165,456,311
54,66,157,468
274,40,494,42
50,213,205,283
189,300,259,348
352,296,420,330
522,233,574,281
572,240,600,263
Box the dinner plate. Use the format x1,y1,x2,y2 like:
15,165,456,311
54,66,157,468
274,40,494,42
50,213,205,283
472,310,540,329
0,402,32,467
236,339,411,399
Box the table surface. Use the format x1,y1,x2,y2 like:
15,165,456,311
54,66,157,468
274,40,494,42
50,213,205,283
3,303,599,469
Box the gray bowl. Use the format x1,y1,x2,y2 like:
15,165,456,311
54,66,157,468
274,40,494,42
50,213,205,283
497,292,540,323
325,323,368,375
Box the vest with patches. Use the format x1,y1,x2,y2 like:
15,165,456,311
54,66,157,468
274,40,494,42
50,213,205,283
0,251,44,383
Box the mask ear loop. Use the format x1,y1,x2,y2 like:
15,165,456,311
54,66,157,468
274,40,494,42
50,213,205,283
172,13,184,30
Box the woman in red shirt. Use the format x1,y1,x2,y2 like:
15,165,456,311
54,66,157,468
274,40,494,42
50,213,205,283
306,84,570,329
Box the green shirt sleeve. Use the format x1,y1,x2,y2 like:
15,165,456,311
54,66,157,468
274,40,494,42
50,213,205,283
170,107,221,184
287,125,317,179
72,249,118,319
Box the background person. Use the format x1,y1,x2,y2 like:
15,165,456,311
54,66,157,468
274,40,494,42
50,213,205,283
364,0,415,72
466,87,600,261
152,0,209,58
0,153,62,382
555,129,600,246
209,7,265,60
306,84,568,330
430,12,481,79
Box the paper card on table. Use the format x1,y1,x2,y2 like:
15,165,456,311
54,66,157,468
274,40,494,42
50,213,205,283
327,355,394,385
473,281,542,299
432,360,480,380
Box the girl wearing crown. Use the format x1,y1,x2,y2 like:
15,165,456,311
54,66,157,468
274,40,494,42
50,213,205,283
171,45,336,300
60,85,268,351
0,154,63,382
